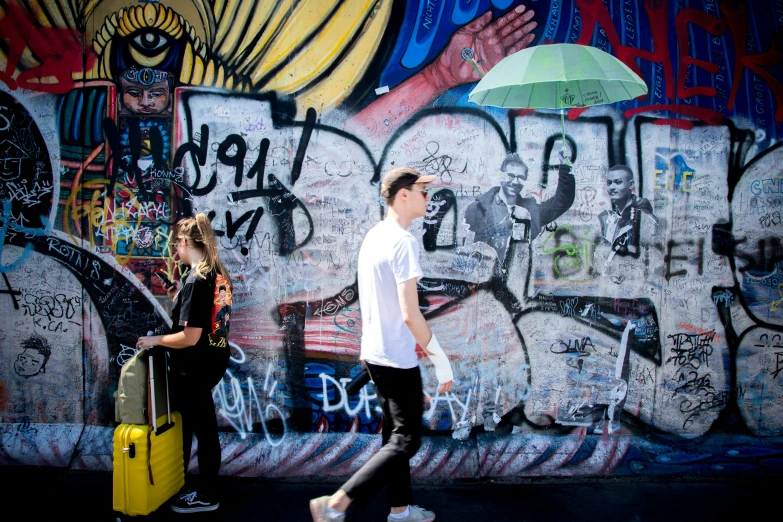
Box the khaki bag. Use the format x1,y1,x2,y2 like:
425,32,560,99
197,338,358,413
114,350,149,424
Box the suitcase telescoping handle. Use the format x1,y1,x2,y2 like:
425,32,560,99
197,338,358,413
147,346,174,436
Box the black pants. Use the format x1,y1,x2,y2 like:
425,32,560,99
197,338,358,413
170,349,228,496
341,362,423,508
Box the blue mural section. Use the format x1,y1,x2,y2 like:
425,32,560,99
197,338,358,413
381,0,783,145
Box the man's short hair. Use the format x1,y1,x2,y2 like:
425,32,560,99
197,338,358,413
21,334,52,370
500,153,527,172
219,286,226,292
608,165,634,180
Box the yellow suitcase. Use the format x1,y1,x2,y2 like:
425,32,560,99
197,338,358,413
113,348,184,516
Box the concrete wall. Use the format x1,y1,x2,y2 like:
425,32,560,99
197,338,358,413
1,0,782,478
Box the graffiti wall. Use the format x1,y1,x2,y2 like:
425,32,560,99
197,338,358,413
1,0,783,478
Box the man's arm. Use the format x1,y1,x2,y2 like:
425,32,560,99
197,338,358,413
538,163,576,227
397,278,453,393
397,277,431,348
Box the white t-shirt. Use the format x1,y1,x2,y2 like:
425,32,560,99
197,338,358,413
358,220,423,369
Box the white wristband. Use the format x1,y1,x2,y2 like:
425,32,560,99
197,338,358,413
426,334,453,384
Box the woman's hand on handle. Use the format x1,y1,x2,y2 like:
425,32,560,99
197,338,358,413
136,335,159,350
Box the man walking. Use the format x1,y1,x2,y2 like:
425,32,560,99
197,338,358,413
310,166,455,522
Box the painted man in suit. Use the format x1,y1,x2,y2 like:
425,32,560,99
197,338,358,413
598,165,658,258
464,151,575,274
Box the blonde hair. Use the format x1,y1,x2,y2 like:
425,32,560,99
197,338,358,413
175,213,231,288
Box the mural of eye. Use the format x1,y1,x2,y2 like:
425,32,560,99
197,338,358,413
128,29,172,67
133,31,169,52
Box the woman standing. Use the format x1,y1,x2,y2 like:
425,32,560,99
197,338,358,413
136,213,232,513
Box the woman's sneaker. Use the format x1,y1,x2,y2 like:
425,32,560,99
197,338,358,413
170,490,219,513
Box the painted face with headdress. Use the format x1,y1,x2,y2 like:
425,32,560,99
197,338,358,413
90,3,190,115
119,66,172,115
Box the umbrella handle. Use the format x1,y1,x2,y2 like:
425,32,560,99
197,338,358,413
560,110,572,167
469,59,485,78
462,48,485,77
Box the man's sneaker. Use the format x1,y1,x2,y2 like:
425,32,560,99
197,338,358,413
309,496,345,521
388,505,436,522
170,490,219,513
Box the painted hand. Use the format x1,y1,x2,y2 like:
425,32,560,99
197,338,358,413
425,5,537,92
558,148,572,167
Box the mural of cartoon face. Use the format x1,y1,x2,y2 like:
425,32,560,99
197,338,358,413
14,338,50,378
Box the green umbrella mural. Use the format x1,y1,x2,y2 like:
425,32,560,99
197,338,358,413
468,43,648,164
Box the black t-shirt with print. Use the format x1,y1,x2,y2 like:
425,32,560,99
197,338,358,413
169,269,231,383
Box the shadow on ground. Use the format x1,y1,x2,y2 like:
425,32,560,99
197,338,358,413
3,466,778,521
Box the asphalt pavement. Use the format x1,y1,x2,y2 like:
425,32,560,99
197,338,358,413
3,466,778,521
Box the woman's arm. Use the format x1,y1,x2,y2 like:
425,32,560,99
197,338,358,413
136,326,202,350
